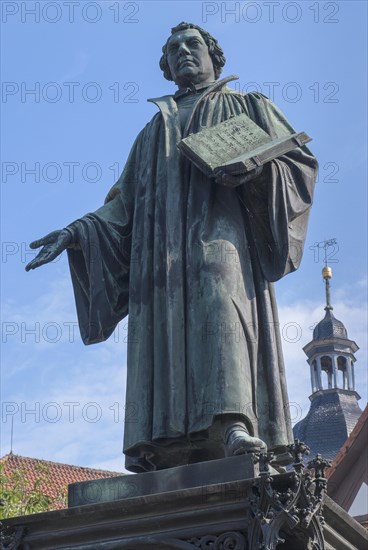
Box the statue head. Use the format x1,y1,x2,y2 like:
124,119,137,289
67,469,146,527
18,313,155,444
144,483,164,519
159,22,226,85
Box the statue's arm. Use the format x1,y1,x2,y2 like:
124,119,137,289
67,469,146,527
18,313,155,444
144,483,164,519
25,129,143,274
236,92,318,281
25,120,147,278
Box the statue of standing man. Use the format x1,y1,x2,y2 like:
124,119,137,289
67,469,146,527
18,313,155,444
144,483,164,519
26,23,318,473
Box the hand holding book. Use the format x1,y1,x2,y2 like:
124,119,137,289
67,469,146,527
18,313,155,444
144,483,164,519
178,113,311,181
214,165,263,188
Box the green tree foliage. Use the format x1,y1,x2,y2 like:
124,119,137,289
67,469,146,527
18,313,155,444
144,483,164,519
0,462,67,518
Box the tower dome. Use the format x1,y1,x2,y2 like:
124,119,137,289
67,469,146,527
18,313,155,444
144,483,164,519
313,309,348,340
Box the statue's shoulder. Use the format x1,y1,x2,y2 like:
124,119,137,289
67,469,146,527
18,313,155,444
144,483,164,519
222,89,274,118
133,111,163,145
224,88,269,101
223,87,271,106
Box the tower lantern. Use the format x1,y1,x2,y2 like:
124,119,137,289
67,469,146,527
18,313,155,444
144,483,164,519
293,240,362,460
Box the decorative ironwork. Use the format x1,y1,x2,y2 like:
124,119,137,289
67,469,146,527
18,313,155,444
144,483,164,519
187,531,246,549
289,439,310,472
0,524,26,550
150,532,247,550
247,442,330,550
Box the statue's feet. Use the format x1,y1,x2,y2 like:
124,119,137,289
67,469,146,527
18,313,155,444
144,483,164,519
222,420,267,457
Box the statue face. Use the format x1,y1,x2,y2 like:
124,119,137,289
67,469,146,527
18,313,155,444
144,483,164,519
166,28,215,87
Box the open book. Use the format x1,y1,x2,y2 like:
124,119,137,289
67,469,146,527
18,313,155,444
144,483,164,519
177,113,311,177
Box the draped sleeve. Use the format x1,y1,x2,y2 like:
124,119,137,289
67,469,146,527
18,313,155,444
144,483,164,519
66,132,141,344
239,92,318,282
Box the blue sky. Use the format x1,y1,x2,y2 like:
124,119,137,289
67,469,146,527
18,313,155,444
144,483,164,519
1,0,367,483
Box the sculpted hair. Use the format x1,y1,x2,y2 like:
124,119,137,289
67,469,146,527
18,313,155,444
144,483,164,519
159,22,226,81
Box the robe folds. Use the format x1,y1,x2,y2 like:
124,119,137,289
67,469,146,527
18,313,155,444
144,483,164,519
67,76,318,472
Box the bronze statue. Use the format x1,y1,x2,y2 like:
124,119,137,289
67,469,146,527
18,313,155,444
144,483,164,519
26,23,318,473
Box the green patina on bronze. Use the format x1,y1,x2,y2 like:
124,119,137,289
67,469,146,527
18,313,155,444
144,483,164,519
26,23,318,473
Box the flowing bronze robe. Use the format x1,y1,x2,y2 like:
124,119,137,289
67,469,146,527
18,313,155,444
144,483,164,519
67,77,318,471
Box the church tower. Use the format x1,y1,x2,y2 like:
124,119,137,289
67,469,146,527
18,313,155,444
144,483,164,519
293,265,362,460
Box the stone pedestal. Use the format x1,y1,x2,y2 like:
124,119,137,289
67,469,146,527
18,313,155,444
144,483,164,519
68,453,259,507
2,454,367,550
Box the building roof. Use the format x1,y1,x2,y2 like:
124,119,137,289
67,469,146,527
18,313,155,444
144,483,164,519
0,453,123,509
293,389,363,461
313,309,348,341
326,405,368,512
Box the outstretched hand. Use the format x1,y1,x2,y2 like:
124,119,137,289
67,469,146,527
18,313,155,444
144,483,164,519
25,229,73,272
214,165,263,188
